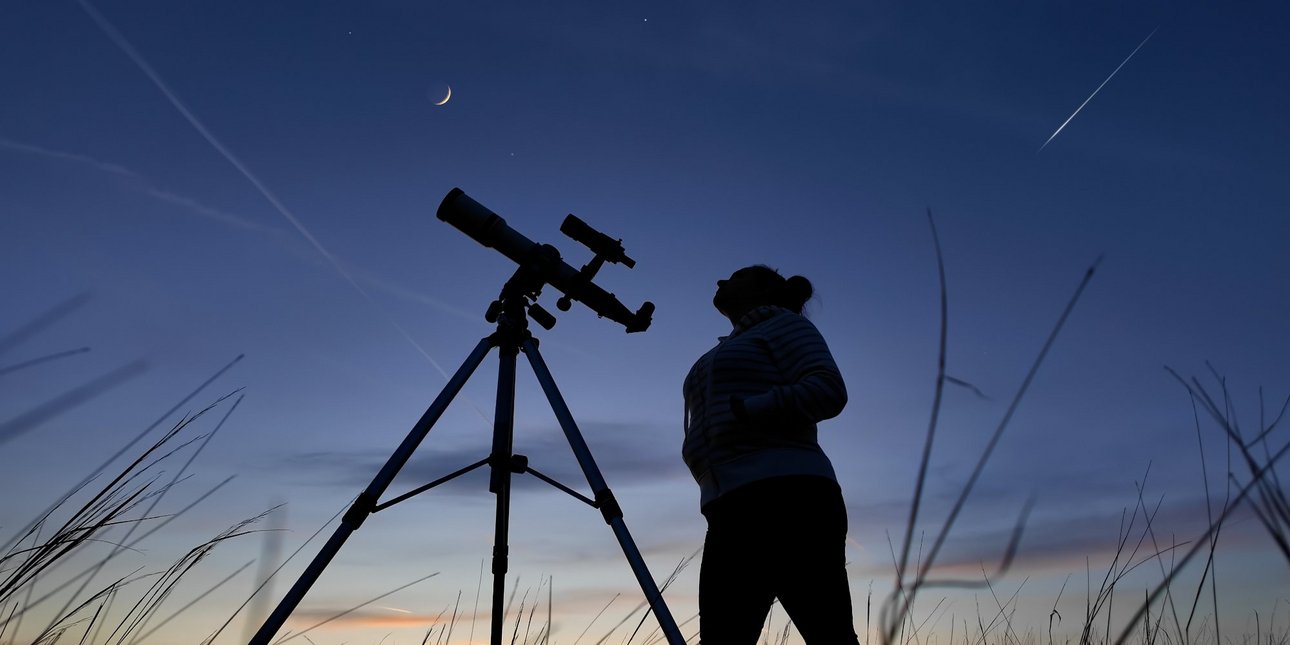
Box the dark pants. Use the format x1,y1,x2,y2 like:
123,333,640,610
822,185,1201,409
699,475,860,645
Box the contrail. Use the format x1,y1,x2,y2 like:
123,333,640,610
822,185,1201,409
3,135,292,234
2,136,474,318
1038,27,1158,152
0,136,141,179
77,0,468,393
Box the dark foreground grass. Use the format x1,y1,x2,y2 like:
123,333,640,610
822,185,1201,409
876,211,1290,645
0,348,276,645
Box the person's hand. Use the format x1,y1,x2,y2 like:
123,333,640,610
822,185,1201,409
729,395,749,422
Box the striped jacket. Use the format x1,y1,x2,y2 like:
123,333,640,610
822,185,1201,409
682,305,848,509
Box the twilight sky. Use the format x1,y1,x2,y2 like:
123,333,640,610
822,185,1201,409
3,2,1288,644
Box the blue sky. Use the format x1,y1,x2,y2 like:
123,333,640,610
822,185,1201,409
3,2,1288,643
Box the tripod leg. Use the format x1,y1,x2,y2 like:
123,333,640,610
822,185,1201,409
521,338,686,645
488,342,519,645
248,337,494,645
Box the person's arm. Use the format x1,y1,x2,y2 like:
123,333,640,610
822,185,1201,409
736,315,847,424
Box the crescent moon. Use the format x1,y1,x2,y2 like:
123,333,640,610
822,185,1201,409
433,85,452,106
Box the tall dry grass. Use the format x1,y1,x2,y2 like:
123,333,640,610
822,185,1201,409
875,211,1290,645
1,300,275,645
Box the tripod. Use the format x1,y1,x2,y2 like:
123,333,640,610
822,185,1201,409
248,273,685,645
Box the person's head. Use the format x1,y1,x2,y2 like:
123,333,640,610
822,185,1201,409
712,264,814,324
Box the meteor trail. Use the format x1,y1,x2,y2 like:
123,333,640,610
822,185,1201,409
1039,28,1158,153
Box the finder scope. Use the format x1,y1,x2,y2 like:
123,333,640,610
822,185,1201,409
436,188,654,333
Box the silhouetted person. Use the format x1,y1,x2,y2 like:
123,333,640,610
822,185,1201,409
683,264,859,644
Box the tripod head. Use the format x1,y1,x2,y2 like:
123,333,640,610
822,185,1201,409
437,188,654,333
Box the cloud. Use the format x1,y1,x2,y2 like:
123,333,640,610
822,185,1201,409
271,419,689,496
290,579,662,637
895,492,1270,581
287,606,448,630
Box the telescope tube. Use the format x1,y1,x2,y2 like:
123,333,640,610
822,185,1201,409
436,188,653,332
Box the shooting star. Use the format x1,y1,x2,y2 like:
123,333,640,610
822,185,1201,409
1038,27,1158,153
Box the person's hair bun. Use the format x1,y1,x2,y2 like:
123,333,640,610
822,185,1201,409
781,275,813,314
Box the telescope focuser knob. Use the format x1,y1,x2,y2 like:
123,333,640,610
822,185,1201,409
528,303,557,330
555,296,572,312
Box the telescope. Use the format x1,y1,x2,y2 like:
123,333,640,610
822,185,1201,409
437,188,654,333
251,190,683,645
